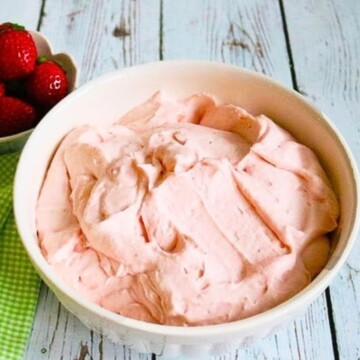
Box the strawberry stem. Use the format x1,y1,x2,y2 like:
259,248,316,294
37,56,48,64
0,22,25,33
11,23,25,31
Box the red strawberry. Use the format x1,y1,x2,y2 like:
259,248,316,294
0,96,36,136
26,59,68,109
0,23,14,32
0,81,4,97
4,78,27,99
0,23,37,80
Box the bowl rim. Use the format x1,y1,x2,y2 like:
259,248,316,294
13,60,360,338
0,128,33,143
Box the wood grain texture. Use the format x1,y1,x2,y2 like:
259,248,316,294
162,0,292,84
0,0,43,30
162,2,335,358
2,0,356,359
235,295,334,360
283,1,360,359
25,284,152,360
37,0,160,85
213,295,334,360
24,0,159,359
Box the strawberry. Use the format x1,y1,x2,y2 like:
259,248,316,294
26,58,68,109
0,81,4,97
0,23,14,32
4,78,27,99
0,96,37,136
0,23,37,80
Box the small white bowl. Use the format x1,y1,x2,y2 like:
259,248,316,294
13,61,360,358
0,31,78,154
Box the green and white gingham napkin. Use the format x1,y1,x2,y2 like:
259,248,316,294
0,152,40,360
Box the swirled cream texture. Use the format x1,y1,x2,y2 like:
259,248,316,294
37,93,339,325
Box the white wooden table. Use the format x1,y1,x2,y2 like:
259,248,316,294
2,1,360,359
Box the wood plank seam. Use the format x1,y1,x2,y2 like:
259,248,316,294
36,0,46,31
278,0,298,91
325,289,341,360
278,1,340,359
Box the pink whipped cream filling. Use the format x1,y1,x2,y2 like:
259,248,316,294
37,93,339,326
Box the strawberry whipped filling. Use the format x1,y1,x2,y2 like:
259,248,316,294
37,93,339,326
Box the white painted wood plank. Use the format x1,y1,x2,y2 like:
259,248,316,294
0,1,43,30
240,294,334,360
163,2,335,360
216,295,334,360
283,1,360,359
163,0,292,85
0,0,348,359
38,0,160,85
25,284,151,360
24,0,159,359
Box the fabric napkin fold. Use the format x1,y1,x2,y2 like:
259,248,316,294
0,152,40,360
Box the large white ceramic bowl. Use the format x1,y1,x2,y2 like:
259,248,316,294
13,61,360,359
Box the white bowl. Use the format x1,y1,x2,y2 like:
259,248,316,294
0,31,78,154
13,61,360,358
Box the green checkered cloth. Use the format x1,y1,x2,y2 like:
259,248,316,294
0,152,40,360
